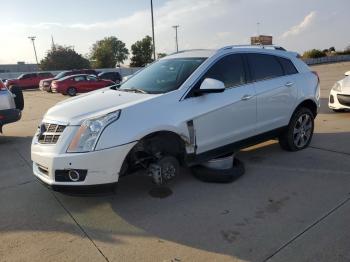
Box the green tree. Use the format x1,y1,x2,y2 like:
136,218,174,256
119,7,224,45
302,49,326,59
157,53,167,59
40,45,90,70
90,36,129,68
130,35,154,67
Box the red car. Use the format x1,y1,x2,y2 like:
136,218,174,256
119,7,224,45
5,72,54,90
51,74,114,96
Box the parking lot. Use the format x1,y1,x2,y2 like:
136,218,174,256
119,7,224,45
1,62,350,262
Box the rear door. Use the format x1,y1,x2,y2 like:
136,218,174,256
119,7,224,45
21,73,37,88
73,75,88,92
86,75,101,90
246,53,298,133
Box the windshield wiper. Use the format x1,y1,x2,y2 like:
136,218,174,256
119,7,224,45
121,88,148,94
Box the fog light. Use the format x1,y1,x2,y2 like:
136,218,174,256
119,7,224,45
68,170,80,182
330,95,334,103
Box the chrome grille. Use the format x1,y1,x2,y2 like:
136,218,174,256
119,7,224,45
38,123,66,144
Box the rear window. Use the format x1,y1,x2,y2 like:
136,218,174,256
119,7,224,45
278,57,298,75
38,72,53,77
247,53,284,82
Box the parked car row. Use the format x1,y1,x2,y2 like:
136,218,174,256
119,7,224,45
3,69,122,96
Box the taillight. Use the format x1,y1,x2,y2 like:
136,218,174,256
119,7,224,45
312,71,320,84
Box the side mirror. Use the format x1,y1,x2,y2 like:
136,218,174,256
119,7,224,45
345,71,350,76
198,78,225,94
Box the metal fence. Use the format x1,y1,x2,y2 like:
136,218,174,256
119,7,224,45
304,55,350,65
0,67,142,80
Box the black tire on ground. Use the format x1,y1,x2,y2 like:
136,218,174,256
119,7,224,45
279,107,314,151
67,87,77,96
332,109,345,112
191,158,245,183
9,86,24,111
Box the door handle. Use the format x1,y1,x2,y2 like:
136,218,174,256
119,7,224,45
285,81,294,87
241,94,254,101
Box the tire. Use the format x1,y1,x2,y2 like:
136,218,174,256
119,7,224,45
279,107,314,151
332,109,345,113
191,158,245,183
9,86,24,111
67,87,77,96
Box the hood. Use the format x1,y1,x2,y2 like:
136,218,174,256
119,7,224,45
43,88,158,125
339,76,350,94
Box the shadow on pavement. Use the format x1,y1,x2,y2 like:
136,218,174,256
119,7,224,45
1,132,350,261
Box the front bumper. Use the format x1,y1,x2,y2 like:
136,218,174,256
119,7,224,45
0,108,21,130
329,89,350,110
39,84,51,92
31,141,136,187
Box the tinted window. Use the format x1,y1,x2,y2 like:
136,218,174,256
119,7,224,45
74,76,86,82
203,54,245,88
87,75,97,81
278,57,298,75
247,53,283,81
38,72,53,77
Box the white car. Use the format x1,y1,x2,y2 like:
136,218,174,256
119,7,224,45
328,71,350,112
31,45,320,189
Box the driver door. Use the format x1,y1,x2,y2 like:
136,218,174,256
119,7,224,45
186,54,257,154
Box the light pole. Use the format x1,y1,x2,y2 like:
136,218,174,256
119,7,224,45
172,25,180,52
28,36,39,66
150,0,156,60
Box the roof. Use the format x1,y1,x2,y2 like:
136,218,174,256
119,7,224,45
164,45,299,60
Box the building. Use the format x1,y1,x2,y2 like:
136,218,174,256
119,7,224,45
250,35,273,45
0,62,38,73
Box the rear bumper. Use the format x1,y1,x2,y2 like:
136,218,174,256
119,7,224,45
0,108,21,129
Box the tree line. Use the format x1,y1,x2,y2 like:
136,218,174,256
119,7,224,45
40,35,166,70
302,45,350,59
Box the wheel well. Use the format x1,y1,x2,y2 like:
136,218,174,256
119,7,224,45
295,99,318,118
120,131,186,176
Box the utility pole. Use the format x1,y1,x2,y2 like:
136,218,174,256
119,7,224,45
28,36,39,66
51,35,56,49
257,22,260,36
172,25,180,52
150,0,156,60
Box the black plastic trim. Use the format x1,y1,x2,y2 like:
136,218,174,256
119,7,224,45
186,127,286,166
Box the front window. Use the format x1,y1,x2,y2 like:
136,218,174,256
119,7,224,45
119,57,206,94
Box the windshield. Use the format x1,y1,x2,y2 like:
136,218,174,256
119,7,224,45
119,57,206,94
54,71,68,79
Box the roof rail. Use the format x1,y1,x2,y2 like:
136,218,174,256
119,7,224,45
218,45,286,52
168,49,214,56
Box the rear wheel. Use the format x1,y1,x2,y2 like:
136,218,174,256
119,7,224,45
279,107,314,151
67,87,77,96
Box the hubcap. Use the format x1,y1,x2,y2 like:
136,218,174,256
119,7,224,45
293,113,312,148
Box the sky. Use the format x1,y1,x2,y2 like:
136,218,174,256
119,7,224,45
0,0,349,64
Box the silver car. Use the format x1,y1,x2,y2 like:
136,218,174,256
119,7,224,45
0,80,23,132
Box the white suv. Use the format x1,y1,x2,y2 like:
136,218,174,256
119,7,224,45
31,45,320,188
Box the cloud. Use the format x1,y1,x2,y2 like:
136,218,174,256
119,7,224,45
280,11,317,38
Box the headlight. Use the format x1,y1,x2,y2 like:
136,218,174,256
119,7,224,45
332,83,342,92
67,110,121,153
